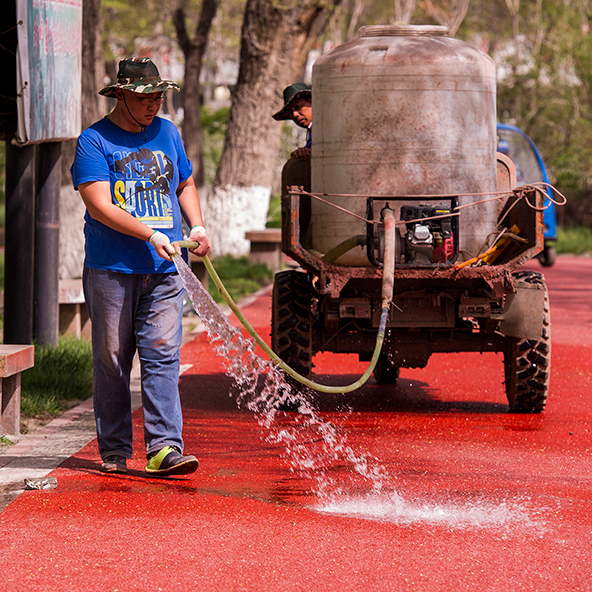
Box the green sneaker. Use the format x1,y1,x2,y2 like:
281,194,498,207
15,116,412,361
145,446,199,476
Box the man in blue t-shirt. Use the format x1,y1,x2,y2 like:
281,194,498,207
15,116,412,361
71,57,211,477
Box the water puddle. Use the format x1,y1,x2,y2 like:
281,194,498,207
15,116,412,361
316,491,543,530
176,257,541,529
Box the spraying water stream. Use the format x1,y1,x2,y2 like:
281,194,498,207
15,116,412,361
175,256,388,497
175,256,542,530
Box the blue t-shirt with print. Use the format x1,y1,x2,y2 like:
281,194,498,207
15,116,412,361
71,116,192,274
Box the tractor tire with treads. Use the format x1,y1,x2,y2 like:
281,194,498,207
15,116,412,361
504,271,551,413
271,270,313,380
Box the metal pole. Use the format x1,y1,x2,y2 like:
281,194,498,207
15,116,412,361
4,140,35,345
34,142,62,346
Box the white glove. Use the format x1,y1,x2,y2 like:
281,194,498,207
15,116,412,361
188,225,211,257
149,231,177,261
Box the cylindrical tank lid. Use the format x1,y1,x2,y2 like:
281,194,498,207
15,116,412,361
358,24,449,38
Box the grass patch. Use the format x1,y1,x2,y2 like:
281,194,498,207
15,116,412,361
201,106,230,186
207,255,274,305
555,226,592,255
266,195,281,228
21,338,93,419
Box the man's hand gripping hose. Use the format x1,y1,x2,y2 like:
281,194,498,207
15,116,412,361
149,230,177,261
176,208,396,394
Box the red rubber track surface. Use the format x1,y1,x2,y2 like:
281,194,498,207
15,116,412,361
1,256,591,591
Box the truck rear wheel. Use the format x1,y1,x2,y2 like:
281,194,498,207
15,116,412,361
504,271,551,413
271,270,313,379
537,243,556,267
373,335,400,384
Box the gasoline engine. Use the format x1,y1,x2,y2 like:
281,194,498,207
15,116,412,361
397,204,455,264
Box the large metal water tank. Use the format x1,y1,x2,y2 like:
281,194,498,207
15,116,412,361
310,24,498,266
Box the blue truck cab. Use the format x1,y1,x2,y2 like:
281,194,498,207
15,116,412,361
497,123,557,267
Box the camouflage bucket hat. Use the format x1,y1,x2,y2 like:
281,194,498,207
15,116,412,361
99,57,180,98
272,82,312,121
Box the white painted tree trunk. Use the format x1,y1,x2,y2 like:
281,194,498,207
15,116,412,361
205,184,271,256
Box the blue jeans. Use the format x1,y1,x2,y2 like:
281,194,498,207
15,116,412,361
83,267,185,460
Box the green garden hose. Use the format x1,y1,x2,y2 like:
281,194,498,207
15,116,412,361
177,209,395,394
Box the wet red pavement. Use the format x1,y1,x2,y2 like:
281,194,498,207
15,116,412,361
1,256,591,591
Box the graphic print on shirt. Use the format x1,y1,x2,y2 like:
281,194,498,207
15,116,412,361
112,148,174,229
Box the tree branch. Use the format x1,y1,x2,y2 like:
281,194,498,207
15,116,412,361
173,7,191,56
193,0,221,52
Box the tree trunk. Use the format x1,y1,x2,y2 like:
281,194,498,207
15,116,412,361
394,0,417,24
421,0,471,36
207,0,341,257
174,0,219,190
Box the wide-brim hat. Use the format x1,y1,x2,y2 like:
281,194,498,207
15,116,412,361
272,82,312,121
99,57,180,98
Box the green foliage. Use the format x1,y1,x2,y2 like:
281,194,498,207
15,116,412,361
101,0,245,68
201,106,230,185
489,0,592,227
207,254,273,304
101,0,177,60
556,226,592,256
21,338,94,418
266,195,281,228
201,104,230,131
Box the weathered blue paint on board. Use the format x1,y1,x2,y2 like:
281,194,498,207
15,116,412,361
16,0,82,144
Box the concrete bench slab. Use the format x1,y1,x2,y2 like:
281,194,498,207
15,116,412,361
245,229,282,271
59,279,90,339
0,345,35,437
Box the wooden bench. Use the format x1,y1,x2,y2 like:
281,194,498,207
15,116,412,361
59,279,91,339
245,229,282,271
0,345,35,437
